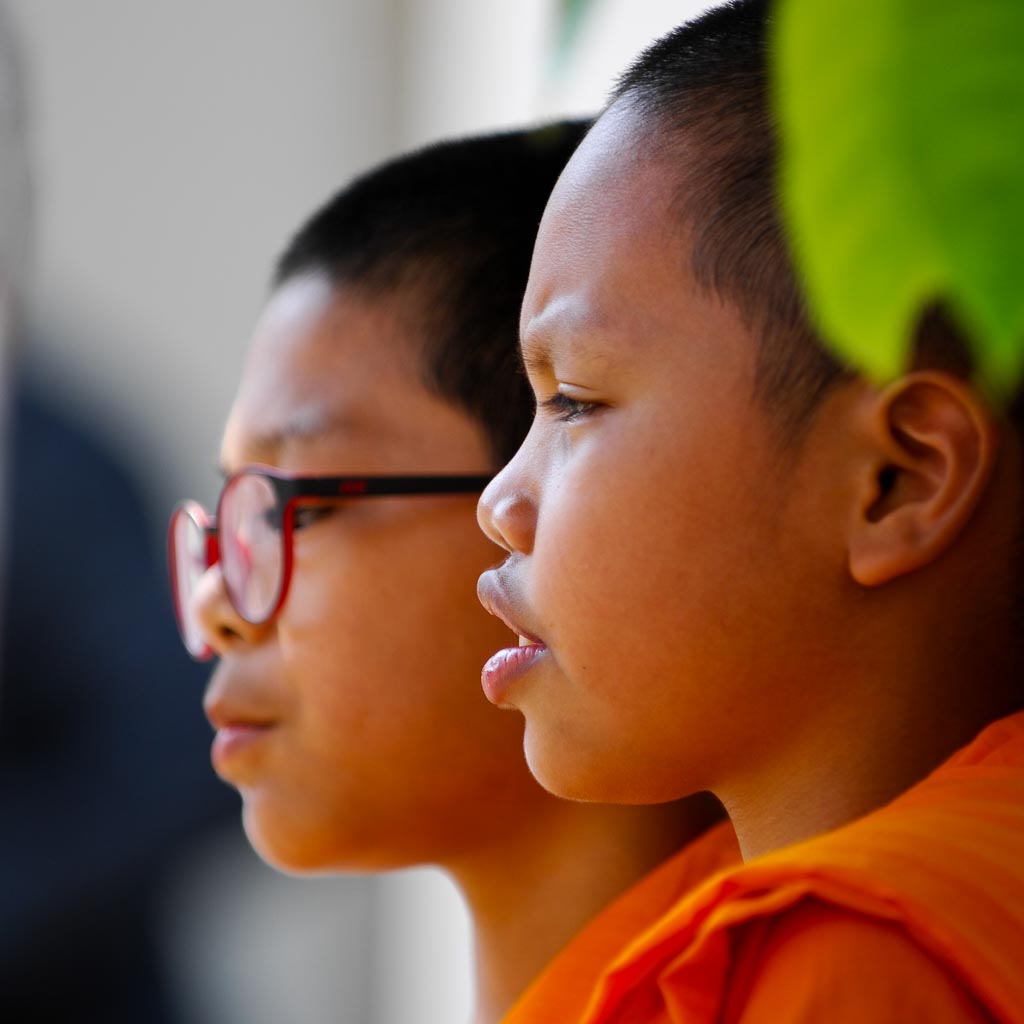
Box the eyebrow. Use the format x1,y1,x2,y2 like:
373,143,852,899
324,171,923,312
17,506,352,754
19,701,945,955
218,407,366,476
520,338,552,376
520,300,623,377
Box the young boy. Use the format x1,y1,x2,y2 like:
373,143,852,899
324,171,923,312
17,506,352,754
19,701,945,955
170,124,737,1024
476,3,1024,1021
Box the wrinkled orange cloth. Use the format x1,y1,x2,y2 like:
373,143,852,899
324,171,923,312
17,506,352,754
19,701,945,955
583,711,1024,1024
502,821,740,1024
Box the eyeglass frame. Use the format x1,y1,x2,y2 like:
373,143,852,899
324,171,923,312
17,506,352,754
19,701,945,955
169,464,492,660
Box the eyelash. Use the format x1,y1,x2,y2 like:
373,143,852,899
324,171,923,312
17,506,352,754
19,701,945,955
262,505,334,533
293,506,334,531
541,392,598,422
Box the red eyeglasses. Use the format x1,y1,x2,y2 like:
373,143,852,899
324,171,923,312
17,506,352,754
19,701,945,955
168,465,491,660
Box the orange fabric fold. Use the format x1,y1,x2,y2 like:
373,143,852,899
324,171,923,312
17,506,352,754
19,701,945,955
583,711,1024,1023
502,821,740,1024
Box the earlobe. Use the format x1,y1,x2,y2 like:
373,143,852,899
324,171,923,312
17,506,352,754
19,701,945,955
848,372,998,587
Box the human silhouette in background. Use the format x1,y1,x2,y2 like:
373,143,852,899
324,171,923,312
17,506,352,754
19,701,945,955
0,354,237,1023
1,2,235,1015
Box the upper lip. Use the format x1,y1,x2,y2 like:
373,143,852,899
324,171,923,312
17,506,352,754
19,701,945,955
477,559,546,646
203,667,280,731
205,705,276,731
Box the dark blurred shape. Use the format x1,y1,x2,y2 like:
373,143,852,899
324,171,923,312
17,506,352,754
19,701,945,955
0,361,236,1023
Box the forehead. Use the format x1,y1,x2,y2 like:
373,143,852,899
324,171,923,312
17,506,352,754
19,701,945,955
521,102,749,383
522,106,676,347
221,274,488,473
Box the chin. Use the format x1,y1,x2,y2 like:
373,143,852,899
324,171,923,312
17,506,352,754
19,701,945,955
239,798,351,875
524,730,603,803
240,800,444,876
242,811,314,874
524,728,671,805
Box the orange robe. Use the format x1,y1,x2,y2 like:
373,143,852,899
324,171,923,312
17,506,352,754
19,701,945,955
502,821,740,1023
583,711,1024,1023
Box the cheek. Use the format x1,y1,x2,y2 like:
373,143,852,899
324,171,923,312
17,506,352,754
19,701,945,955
531,408,784,687
283,514,457,633
277,514,514,731
531,421,701,624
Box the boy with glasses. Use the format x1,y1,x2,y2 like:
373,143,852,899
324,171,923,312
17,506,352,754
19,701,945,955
172,123,737,1023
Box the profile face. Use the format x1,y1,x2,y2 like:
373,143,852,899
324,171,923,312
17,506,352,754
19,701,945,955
194,274,544,872
477,103,844,804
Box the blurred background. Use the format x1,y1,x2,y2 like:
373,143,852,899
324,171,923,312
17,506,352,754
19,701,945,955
1,2,713,1021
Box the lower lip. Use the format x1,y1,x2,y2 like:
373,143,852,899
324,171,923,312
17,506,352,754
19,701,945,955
481,644,547,705
211,723,274,774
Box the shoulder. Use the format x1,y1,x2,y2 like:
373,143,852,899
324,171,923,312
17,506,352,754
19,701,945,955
717,899,995,1023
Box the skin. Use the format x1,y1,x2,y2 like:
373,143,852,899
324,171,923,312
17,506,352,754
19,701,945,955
192,271,718,1023
476,100,1024,861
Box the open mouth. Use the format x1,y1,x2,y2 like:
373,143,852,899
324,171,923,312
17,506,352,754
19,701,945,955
476,565,550,704
476,570,544,647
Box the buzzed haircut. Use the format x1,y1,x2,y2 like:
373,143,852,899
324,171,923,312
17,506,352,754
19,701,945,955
274,120,590,466
613,0,1024,439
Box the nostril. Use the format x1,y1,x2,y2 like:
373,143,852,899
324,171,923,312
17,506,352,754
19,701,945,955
491,491,537,557
219,623,245,644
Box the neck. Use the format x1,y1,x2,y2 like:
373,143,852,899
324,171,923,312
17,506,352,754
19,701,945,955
721,603,1024,862
445,795,720,1024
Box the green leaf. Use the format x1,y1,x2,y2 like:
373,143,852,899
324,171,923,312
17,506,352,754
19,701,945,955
772,0,1024,400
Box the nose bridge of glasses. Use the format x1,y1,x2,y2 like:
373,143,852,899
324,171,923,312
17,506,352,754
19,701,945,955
204,519,219,566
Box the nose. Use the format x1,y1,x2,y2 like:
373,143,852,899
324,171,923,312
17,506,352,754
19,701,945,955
190,563,269,657
476,453,538,556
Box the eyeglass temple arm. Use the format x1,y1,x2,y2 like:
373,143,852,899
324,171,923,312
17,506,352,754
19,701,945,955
282,474,493,499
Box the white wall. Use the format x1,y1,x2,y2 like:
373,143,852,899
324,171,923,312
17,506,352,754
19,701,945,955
11,0,402,511
397,0,553,149
397,0,715,147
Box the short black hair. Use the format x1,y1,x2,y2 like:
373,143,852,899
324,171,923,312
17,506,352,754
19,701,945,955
274,120,591,466
613,0,1022,441
612,0,847,438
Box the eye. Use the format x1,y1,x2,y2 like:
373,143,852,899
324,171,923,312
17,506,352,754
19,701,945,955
259,504,285,533
259,505,333,533
292,505,334,532
540,392,599,423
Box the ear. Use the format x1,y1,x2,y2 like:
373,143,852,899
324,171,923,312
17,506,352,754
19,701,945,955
848,372,999,587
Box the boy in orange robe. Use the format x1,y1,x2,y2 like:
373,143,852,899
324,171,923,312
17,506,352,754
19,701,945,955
172,124,737,1024
476,2,1024,1020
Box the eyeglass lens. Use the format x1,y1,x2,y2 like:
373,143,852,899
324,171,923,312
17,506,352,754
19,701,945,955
172,507,212,658
219,471,284,624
